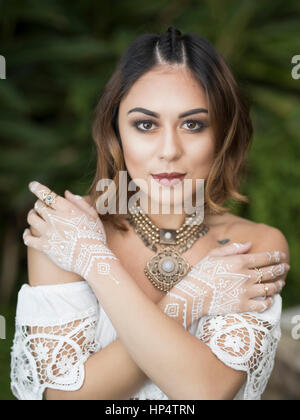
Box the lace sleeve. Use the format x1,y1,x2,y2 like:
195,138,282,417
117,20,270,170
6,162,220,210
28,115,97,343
193,294,282,400
10,281,101,400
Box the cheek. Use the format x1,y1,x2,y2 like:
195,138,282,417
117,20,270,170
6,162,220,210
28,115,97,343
119,124,143,174
189,137,215,177
122,140,150,178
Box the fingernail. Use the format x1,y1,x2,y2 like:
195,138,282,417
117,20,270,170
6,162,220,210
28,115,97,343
66,190,78,198
244,241,252,246
232,242,250,249
74,195,82,200
231,243,243,249
29,181,38,191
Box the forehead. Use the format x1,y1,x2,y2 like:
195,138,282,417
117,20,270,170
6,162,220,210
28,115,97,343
119,66,207,115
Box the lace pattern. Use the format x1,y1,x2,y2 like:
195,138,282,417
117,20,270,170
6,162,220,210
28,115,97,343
10,282,100,400
11,314,100,400
11,282,282,400
129,296,282,400
194,310,281,399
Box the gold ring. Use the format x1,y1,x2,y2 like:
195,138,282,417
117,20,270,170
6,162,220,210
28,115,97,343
42,191,57,208
264,285,269,297
254,267,263,284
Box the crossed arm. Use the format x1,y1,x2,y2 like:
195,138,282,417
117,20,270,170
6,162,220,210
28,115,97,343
26,224,289,400
28,247,247,400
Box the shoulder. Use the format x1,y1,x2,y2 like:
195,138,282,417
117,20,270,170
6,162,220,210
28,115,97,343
224,213,290,264
252,222,290,263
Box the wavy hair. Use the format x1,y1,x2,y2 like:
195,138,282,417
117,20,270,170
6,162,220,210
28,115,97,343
86,26,253,232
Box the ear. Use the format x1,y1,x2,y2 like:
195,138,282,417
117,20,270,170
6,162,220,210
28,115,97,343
64,191,98,218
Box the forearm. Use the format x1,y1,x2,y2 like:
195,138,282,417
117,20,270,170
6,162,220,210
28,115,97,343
45,337,147,400
45,286,195,400
85,259,214,400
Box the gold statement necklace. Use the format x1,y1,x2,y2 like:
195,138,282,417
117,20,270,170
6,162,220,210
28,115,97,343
126,204,210,292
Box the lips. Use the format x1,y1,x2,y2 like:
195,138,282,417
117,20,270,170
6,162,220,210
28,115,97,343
152,172,186,179
151,172,186,187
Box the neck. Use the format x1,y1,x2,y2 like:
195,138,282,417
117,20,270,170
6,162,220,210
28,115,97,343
146,212,186,230
136,196,211,230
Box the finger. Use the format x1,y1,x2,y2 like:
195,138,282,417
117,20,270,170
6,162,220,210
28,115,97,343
263,263,290,281
30,225,41,238
245,250,286,269
249,280,285,299
29,181,65,210
34,199,55,220
27,209,48,235
23,228,42,250
209,241,252,257
64,191,98,218
247,297,274,313
248,263,290,283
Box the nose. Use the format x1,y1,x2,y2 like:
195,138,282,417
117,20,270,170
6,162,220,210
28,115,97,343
158,130,183,162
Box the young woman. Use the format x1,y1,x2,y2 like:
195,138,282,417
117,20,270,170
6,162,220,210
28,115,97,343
11,26,290,400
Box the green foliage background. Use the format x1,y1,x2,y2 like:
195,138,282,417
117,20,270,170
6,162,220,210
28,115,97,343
0,0,299,400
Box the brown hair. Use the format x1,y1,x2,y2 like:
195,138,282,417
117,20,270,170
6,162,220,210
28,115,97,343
86,26,253,232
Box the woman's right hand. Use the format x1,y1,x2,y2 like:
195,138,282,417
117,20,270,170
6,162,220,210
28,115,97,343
160,241,289,329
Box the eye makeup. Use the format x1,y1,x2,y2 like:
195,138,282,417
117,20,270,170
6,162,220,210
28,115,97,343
130,119,208,133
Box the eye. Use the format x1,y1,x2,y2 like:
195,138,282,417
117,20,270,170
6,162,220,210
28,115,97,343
131,119,208,133
132,120,156,132
182,120,207,132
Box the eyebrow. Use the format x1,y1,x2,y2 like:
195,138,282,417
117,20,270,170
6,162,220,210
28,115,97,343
127,107,208,118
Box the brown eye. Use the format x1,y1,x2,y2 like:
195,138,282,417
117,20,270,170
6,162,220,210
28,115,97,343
186,121,197,129
182,120,207,132
140,121,153,130
132,119,207,134
132,120,157,132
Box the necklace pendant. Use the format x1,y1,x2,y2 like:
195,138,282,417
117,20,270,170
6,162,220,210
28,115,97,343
159,229,177,244
144,246,190,292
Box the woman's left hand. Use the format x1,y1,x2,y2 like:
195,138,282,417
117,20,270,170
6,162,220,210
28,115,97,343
23,181,118,279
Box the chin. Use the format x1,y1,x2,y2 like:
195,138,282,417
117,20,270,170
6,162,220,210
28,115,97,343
146,192,186,213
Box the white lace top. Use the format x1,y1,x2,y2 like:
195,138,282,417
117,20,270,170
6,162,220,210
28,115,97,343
10,281,282,400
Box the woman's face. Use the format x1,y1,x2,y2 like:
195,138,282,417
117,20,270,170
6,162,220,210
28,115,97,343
118,65,215,213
